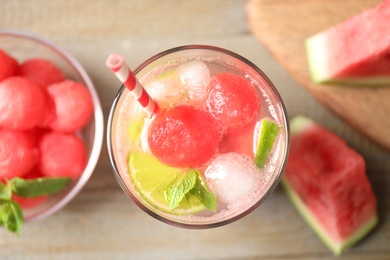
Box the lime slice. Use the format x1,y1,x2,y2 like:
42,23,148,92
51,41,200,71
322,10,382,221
128,151,207,215
156,69,176,80
128,117,144,143
255,118,280,168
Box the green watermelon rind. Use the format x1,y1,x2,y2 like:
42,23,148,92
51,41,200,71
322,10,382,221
305,34,328,84
305,34,390,86
289,115,314,136
285,115,378,255
281,177,378,256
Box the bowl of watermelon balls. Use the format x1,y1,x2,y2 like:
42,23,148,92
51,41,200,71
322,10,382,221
0,29,104,235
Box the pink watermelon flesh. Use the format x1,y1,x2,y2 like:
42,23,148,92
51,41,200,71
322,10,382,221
0,49,19,81
148,105,220,168
47,80,94,132
0,77,47,130
39,131,87,179
282,116,377,255
206,72,260,131
219,119,257,159
306,0,390,85
20,58,65,88
0,129,39,180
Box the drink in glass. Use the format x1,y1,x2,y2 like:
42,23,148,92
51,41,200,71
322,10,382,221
107,45,289,228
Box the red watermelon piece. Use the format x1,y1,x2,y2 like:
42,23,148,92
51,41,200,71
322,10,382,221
47,80,94,132
148,105,220,168
206,72,260,131
0,77,47,130
218,119,257,159
19,58,65,88
282,116,378,255
0,49,19,82
306,0,390,85
0,129,39,180
38,131,87,179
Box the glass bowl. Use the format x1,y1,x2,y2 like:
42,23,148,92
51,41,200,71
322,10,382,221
0,29,104,222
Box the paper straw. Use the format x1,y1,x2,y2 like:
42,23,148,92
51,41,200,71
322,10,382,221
106,54,157,115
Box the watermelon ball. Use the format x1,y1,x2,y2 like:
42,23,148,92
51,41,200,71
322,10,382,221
19,58,65,88
0,49,19,82
207,72,260,131
218,119,257,159
0,129,39,180
47,80,94,132
38,92,56,128
39,132,87,179
0,76,47,130
148,105,220,168
12,168,48,209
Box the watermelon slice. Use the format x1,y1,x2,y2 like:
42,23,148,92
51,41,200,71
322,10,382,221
306,0,390,85
282,116,378,255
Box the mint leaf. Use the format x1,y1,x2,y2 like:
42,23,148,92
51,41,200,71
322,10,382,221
0,182,12,200
166,169,197,210
190,173,217,212
0,177,71,236
0,200,23,235
10,177,72,198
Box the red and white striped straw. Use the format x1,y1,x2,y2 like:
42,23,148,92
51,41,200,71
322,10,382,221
106,54,157,115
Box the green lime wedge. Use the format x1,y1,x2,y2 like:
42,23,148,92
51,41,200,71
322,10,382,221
128,152,208,215
156,69,176,80
128,117,144,143
255,118,280,168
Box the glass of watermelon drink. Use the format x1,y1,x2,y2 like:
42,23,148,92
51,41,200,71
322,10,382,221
107,45,289,228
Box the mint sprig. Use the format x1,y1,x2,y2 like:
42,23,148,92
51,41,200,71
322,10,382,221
191,173,216,212
10,177,71,198
166,169,197,210
0,176,72,236
166,169,216,212
0,182,12,200
0,201,23,235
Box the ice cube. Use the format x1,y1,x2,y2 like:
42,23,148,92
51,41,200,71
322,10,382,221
177,60,210,101
146,75,182,108
205,153,260,205
147,79,182,102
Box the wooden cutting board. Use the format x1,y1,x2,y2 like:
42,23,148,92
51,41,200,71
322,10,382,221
246,0,390,151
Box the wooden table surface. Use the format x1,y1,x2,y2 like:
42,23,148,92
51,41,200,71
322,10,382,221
1,1,389,259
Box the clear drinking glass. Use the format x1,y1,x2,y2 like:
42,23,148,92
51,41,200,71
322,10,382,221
107,45,289,228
